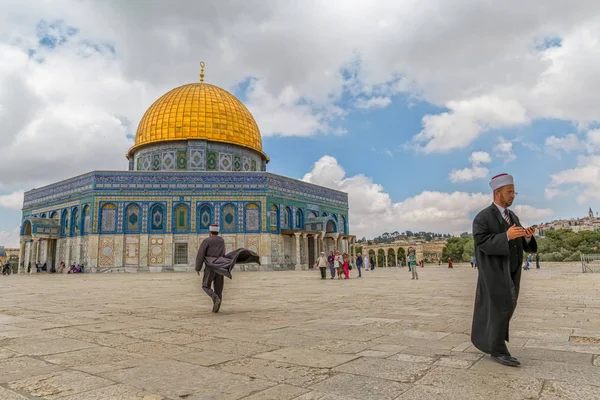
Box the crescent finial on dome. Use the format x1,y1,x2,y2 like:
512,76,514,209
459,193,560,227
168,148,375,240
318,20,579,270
200,61,205,83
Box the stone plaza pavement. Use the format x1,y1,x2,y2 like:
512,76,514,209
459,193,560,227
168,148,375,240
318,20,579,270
1,263,600,399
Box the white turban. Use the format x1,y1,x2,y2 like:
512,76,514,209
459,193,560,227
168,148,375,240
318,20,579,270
209,224,219,233
489,173,514,191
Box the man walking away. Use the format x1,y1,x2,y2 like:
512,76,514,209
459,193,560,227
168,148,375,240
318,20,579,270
196,224,226,313
355,252,363,278
471,173,537,367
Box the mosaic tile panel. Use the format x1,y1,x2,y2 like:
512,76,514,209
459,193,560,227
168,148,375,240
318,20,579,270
243,157,251,171
117,203,123,233
207,151,217,170
233,155,242,171
101,205,116,232
222,204,235,232
251,159,257,171
189,149,205,170
149,237,164,265
177,150,187,170
152,154,160,171
246,235,260,254
142,155,151,171
245,204,260,231
223,236,236,254
161,151,176,170
99,237,115,267
82,239,89,265
142,204,148,232
125,236,139,265
126,204,141,232
219,153,233,171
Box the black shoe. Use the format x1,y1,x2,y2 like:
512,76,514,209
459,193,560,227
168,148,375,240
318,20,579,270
212,297,221,313
491,354,520,367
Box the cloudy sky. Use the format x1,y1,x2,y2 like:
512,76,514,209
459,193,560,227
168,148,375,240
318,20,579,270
2,0,600,246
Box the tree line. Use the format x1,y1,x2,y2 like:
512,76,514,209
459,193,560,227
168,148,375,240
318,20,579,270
441,229,600,262
357,230,452,245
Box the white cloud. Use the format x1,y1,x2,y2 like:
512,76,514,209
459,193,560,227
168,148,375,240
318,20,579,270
356,96,392,109
413,96,529,153
545,133,585,154
494,138,517,163
470,151,492,164
511,205,554,226
303,155,550,237
544,187,565,200
449,151,491,183
0,226,19,248
0,191,24,210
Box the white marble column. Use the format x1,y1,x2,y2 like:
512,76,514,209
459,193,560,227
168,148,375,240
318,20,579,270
302,233,309,269
313,233,320,267
294,232,301,271
18,240,25,274
29,239,38,274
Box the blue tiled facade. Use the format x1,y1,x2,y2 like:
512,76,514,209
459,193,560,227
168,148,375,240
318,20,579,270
22,171,349,237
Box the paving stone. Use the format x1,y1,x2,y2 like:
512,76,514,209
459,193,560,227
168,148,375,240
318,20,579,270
4,337,98,356
7,370,115,399
255,347,358,368
0,387,30,400
242,384,309,400
100,359,272,399
1,265,599,398
400,367,543,400
540,380,600,400
472,357,600,386
0,355,64,383
58,384,165,400
42,346,145,368
356,349,396,358
171,349,242,366
332,357,432,383
216,357,332,387
310,373,411,400
187,337,280,356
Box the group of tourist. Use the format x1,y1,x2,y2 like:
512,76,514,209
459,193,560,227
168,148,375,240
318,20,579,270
25,261,85,274
314,248,421,280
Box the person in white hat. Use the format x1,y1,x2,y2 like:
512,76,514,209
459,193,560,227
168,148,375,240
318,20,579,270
195,224,226,313
315,251,328,279
471,173,537,367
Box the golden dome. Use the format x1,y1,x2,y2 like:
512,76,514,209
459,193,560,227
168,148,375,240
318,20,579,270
128,82,266,159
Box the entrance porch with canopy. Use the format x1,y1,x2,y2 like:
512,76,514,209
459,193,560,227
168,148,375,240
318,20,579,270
19,217,60,274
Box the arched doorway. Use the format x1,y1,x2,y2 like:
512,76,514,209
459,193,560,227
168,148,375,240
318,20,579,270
377,249,386,268
368,250,376,269
397,247,406,266
387,248,396,267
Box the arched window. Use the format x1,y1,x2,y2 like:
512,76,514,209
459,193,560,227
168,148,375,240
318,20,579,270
50,211,59,220
222,204,236,233
326,219,336,233
150,204,165,231
40,213,47,218
174,204,189,232
100,203,117,233
295,209,304,229
269,204,279,232
126,204,141,232
245,203,260,232
197,204,212,232
71,207,80,236
308,211,318,220
339,215,346,235
283,207,292,229
22,220,32,236
61,209,69,236
82,205,91,234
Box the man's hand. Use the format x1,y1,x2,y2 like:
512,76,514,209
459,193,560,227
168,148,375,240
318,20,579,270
524,226,536,238
507,224,526,240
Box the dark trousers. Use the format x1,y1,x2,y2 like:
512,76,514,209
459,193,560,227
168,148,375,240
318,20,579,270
202,268,224,301
319,267,326,279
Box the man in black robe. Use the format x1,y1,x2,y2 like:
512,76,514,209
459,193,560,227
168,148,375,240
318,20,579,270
471,173,537,367
195,224,260,313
